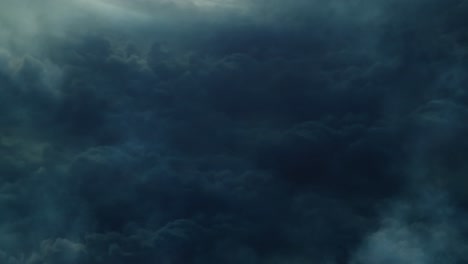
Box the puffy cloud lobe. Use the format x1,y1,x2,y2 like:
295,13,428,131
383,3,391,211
351,191,467,264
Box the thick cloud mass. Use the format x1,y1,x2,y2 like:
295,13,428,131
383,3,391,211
1,0,468,263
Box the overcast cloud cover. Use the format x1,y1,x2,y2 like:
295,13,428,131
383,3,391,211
1,0,468,263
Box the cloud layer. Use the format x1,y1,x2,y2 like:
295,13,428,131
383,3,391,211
1,0,468,263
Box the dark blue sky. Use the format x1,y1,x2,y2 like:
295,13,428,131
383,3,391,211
1,0,468,263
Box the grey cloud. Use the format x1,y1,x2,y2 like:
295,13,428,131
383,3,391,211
352,190,466,264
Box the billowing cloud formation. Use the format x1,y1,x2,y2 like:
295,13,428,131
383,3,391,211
1,0,468,263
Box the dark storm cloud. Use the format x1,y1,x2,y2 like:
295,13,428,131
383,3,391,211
1,0,468,263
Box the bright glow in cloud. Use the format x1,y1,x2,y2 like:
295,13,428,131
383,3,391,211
191,0,249,10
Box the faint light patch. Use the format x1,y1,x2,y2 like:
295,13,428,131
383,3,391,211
74,0,152,21
191,0,248,10
98,0,251,15
9,56,64,98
